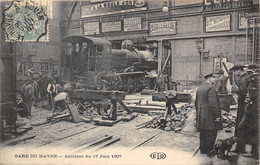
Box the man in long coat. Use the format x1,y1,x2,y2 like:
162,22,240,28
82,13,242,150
230,65,251,137
235,65,259,156
195,73,223,156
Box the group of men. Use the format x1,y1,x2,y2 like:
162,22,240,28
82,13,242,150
20,68,61,117
195,64,259,159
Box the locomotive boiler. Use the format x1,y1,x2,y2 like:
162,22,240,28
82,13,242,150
61,36,157,92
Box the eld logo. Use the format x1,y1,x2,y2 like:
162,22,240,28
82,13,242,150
150,152,166,160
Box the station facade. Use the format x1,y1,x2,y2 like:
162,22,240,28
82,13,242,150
65,0,259,82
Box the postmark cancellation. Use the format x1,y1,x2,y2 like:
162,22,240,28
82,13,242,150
1,0,49,42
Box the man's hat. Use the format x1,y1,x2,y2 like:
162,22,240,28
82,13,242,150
204,72,218,79
229,65,244,71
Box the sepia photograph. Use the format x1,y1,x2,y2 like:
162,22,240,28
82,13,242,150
0,0,259,164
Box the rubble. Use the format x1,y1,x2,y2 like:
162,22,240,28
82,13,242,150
221,110,236,132
137,104,192,132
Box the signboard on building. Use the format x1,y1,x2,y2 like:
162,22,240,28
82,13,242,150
204,0,253,11
149,21,176,36
238,12,257,29
102,21,121,32
81,0,147,18
124,17,142,31
83,22,100,35
104,33,147,41
205,15,231,32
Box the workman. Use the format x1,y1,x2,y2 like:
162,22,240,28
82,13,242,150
47,79,58,110
215,70,228,94
110,69,122,90
156,71,168,92
195,72,223,156
76,79,84,90
26,67,34,82
20,80,34,118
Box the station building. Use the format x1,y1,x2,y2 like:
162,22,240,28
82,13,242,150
64,0,259,82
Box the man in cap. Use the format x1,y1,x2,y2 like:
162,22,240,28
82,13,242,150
230,65,251,137
195,72,223,156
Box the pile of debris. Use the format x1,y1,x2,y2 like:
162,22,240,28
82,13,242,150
221,110,236,132
137,104,191,132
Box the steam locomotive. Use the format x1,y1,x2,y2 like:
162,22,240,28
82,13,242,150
61,36,158,92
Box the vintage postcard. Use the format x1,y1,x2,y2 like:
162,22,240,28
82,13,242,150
0,0,259,164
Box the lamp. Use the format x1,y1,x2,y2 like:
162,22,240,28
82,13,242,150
196,38,203,53
162,0,169,13
196,38,203,85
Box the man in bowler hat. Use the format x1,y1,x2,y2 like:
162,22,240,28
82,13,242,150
195,72,223,156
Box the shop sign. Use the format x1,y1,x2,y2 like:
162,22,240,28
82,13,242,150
83,22,100,35
81,0,147,18
205,15,230,32
149,21,176,36
238,12,257,29
102,21,121,32
204,0,253,11
124,17,142,31
104,33,146,40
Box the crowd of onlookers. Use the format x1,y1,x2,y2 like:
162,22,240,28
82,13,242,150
20,68,62,118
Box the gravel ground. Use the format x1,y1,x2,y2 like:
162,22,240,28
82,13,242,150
2,92,251,165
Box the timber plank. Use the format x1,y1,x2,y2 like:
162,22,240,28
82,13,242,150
68,89,125,100
4,134,35,145
68,104,82,123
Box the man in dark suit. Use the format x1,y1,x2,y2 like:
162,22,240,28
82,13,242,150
195,73,223,156
230,65,251,137
235,64,259,156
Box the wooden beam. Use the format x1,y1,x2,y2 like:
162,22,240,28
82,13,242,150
67,104,82,123
4,134,35,145
68,90,125,100
152,92,192,103
117,100,132,114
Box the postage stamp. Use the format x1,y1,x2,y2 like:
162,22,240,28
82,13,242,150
1,0,49,42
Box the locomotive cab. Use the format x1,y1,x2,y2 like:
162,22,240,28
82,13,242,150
62,36,112,85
